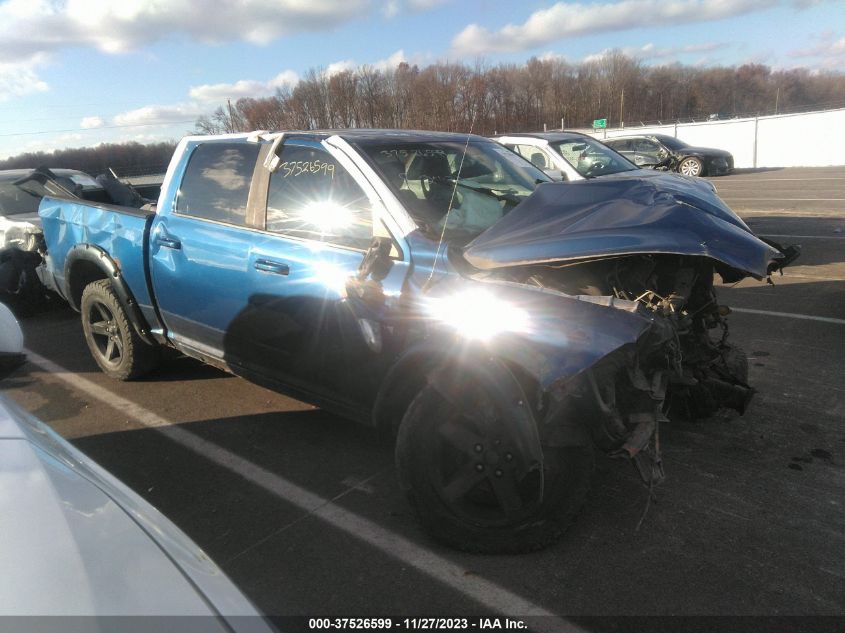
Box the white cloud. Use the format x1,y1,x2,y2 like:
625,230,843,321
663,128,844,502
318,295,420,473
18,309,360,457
371,50,408,71
452,0,781,55
583,42,727,63
0,0,370,64
407,0,451,11
327,50,409,76
109,49,410,137
189,71,300,103
383,0,400,18
382,0,450,16
327,59,357,76
80,116,104,129
112,103,206,127
0,57,49,101
538,51,568,63
789,32,845,69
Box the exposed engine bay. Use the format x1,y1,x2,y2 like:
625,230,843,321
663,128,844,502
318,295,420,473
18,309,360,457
492,253,763,485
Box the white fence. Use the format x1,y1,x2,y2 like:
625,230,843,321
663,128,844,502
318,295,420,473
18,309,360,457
581,107,845,169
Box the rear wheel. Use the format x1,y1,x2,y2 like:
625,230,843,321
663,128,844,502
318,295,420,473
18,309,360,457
396,380,593,553
679,156,703,177
80,279,159,380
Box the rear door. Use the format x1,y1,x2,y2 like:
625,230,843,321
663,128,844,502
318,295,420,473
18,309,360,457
149,140,264,358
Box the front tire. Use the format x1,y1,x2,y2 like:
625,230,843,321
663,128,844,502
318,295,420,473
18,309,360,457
679,156,704,177
396,381,593,554
80,279,160,380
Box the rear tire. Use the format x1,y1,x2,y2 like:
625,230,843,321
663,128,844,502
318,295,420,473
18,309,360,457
80,279,160,380
396,382,593,554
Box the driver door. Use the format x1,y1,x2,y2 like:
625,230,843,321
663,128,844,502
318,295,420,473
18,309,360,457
226,139,390,409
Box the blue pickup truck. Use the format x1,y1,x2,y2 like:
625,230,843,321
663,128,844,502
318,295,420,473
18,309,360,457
38,129,791,552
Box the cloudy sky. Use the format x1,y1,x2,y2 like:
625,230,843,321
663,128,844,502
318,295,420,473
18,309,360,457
0,0,842,159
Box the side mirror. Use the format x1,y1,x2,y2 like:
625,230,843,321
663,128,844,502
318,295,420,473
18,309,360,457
0,302,25,380
357,236,394,282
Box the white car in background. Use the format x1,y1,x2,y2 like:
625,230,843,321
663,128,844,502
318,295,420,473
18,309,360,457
0,302,274,630
492,131,643,181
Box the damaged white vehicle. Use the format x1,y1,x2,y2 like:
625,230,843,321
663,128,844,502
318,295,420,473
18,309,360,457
0,167,152,311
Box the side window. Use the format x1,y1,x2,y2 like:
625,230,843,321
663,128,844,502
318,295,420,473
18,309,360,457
507,144,547,170
265,144,373,251
512,144,531,158
635,139,659,153
609,139,630,152
176,143,260,225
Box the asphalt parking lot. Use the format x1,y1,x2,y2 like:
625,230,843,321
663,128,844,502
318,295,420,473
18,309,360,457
3,166,844,626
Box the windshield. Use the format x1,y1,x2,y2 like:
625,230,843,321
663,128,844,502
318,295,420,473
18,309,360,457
359,140,549,242
550,138,637,178
655,135,689,151
0,182,42,216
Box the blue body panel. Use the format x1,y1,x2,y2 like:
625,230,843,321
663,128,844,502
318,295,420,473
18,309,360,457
38,198,156,322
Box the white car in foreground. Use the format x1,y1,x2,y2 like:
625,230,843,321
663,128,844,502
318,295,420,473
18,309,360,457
0,302,274,630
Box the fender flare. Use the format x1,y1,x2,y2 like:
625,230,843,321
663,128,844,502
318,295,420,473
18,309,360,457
373,339,544,468
63,244,156,346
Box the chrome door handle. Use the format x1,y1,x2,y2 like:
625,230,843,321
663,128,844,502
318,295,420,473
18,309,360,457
155,236,181,250
254,259,290,275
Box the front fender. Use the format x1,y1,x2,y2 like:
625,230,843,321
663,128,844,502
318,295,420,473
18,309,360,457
374,340,544,468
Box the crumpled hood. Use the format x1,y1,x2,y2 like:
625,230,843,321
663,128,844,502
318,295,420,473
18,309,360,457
464,177,781,278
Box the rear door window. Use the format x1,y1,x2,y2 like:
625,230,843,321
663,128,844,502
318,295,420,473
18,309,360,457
634,139,661,153
176,143,260,225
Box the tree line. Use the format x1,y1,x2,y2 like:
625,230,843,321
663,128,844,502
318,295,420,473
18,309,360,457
1,52,843,174
196,52,845,135
0,141,177,177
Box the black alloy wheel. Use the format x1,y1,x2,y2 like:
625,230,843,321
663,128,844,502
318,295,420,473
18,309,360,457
396,376,593,553
80,279,160,380
86,299,125,369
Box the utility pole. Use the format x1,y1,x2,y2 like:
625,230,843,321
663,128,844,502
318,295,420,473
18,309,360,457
227,99,236,133
775,86,780,115
620,89,624,129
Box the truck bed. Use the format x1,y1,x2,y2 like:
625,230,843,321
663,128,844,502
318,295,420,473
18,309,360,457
39,197,157,319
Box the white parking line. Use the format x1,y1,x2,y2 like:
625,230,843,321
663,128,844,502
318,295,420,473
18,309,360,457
716,177,845,182
758,234,845,239
22,349,578,631
731,308,845,325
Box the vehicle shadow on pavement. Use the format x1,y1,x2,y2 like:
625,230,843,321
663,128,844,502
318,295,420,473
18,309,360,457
60,393,845,617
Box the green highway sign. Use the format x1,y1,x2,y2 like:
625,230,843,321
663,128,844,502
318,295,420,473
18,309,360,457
593,118,607,129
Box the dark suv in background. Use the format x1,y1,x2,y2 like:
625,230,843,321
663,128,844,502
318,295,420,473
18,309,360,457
604,134,734,177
